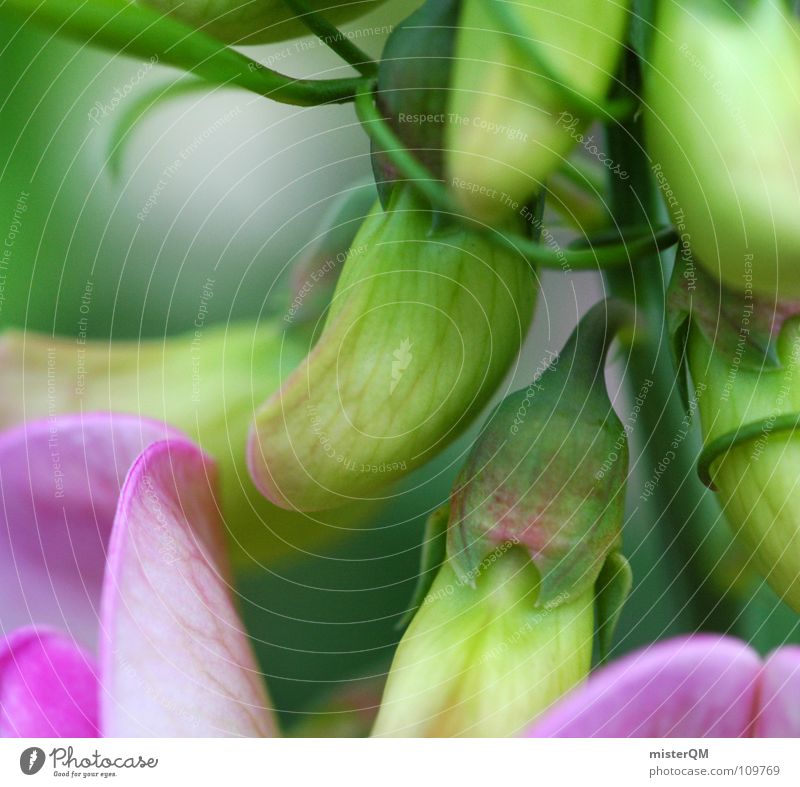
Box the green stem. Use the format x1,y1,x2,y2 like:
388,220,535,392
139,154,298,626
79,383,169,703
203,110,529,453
7,0,366,106
281,0,378,76
604,54,744,635
354,84,678,272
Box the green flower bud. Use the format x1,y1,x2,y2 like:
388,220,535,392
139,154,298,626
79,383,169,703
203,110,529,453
449,299,632,605
645,0,800,298
372,300,634,736
139,0,390,45
688,314,800,612
0,320,372,566
372,549,594,737
445,0,630,220
248,186,536,511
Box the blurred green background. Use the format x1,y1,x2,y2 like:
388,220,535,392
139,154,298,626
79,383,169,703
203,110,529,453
1,3,797,733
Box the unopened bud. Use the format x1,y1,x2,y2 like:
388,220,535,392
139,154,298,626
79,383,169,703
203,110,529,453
446,0,630,220
372,300,634,736
646,0,800,297
248,186,535,511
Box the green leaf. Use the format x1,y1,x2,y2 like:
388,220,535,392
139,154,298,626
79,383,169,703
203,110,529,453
595,551,632,664
2,0,364,106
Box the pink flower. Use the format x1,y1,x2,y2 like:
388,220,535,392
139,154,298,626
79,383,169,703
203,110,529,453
526,635,800,737
0,412,277,737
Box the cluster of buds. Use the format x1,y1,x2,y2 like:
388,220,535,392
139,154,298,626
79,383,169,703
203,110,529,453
653,0,800,612
373,301,634,736
671,259,800,612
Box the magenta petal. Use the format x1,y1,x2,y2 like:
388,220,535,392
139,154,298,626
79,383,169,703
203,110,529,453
0,413,177,650
527,635,762,737
100,439,276,737
753,646,800,737
0,627,99,737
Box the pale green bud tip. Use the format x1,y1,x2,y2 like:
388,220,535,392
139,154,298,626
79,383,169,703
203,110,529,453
646,0,800,297
372,547,594,737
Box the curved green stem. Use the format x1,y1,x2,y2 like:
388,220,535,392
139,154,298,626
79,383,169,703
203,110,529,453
698,414,800,490
483,2,635,121
354,84,677,271
281,0,377,76
604,55,744,636
6,0,367,106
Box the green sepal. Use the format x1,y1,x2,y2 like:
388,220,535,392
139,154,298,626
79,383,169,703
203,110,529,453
594,551,632,664
371,0,461,208
396,505,449,630
447,299,635,609
667,245,795,380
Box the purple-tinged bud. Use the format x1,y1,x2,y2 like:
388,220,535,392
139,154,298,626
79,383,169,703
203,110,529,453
449,299,633,606
373,300,634,736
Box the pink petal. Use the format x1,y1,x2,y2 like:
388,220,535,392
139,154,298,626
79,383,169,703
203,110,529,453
527,635,762,737
753,646,800,737
100,439,276,737
0,413,177,650
0,627,99,737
